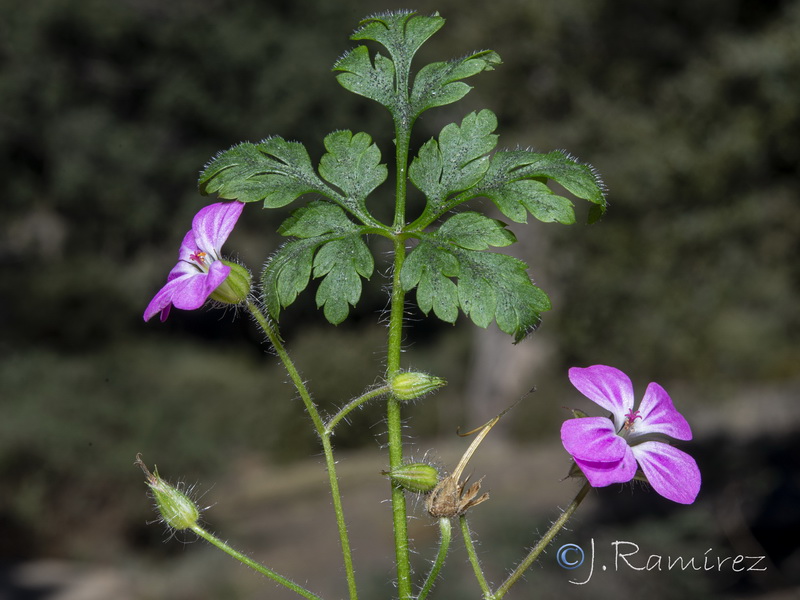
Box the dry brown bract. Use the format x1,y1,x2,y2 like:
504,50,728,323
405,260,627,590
425,472,489,518
425,410,509,519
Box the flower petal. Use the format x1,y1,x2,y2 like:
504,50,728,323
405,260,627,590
634,382,692,440
632,441,701,504
143,271,194,321
192,201,244,256
573,449,637,487
568,365,635,430
178,229,200,263
561,417,628,462
170,261,230,310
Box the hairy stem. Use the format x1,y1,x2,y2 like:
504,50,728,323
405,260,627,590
460,515,491,598
492,481,592,599
386,236,411,599
387,93,414,596
191,525,324,600
247,300,358,600
417,518,452,600
325,385,391,434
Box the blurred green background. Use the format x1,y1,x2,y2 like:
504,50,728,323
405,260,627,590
1,0,798,598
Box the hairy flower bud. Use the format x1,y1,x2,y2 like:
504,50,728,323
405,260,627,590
136,455,199,531
385,463,440,493
209,260,251,305
390,371,446,401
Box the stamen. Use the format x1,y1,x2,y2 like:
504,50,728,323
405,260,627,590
190,251,207,265
623,409,641,431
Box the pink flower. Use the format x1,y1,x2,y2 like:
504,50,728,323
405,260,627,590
144,201,245,322
560,365,701,504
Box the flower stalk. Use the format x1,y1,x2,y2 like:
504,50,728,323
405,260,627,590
416,517,452,600
191,525,324,600
492,481,592,599
247,300,358,600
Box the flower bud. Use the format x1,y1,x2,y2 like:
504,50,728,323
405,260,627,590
209,260,251,305
390,371,446,401
136,455,199,531
384,463,440,493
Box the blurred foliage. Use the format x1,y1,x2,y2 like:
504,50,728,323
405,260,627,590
1,0,798,582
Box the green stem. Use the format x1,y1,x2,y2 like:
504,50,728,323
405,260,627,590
247,300,358,600
460,516,491,598
387,80,414,596
393,121,410,231
325,385,391,434
191,525,324,600
492,481,592,599
417,518,452,600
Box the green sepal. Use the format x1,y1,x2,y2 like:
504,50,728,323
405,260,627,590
410,110,498,219
137,457,199,532
209,261,251,305
391,371,447,402
262,201,374,324
410,50,501,118
318,130,387,220
384,462,440,493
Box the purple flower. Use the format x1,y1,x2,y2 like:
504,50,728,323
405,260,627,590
144,201,245,322
560,365,701,504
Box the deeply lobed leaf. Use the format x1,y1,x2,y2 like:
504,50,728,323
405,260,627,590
410,110,498,216
401,212,549,341
351,11,444,75
473,149,607,224
334,11,498,123
199,138,330,208
318,130,388,220
410,50,501,117
333,46,397,110
262,201,374,324
436,211,515,250
313,236,374,325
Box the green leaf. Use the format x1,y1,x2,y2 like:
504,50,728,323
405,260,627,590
318,130,388,219
436,212,515,250
278,200,358,238
313,236,374,325
333,46,396,110
199,137,331,208
401,214,548,340
351,11,444,73
263,201,373,323
473,149,607,224
410,50,501,117
399,241,460,323
410,110,498,215
455,250,550,342
262,237,320,320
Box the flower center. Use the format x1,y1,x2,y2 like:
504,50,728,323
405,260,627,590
623,409,641,432
189,250,210,272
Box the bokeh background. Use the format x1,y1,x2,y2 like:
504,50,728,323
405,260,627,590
1,0,798,598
